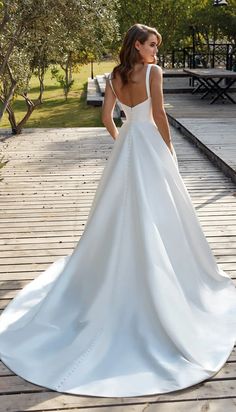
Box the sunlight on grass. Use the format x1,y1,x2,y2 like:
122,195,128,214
1,60,117,129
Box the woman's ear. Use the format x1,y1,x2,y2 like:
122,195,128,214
134,40,141,52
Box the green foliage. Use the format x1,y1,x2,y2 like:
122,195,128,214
51,66,74,100
0,61,116,129
115,0,236,53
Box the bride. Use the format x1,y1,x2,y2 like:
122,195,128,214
0,23,236,398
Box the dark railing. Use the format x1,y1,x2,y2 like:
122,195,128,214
159,43,236,71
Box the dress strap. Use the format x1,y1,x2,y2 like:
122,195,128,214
107,73,117,97
145,64,152,98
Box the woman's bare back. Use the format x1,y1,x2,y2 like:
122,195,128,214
110,64,149,108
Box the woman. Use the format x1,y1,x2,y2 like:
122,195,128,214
0,23,236,398
102,24,175,156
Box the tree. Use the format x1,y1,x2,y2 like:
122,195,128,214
50,0,119,100
114,0,191,53
0,0,119,133
115,0,236,67
0,0,60,131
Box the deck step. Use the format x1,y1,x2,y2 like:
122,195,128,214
86,77,102,106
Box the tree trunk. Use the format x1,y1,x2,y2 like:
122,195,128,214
14,102,35,134
64,52,73,101
65,62,69,101
69,61,72,84
0,4,10,34
0,97,18,134
0,79,17,121
0,63,18,121
0,67,45,135
0,23,23,78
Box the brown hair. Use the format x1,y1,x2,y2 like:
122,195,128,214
112,23,162,85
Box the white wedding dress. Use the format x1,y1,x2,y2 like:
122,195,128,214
0,64,236,398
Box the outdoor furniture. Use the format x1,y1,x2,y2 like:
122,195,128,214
183,68,236,104
163,69,191,78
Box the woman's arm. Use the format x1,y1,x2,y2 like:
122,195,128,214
150,65,174,155
102,79,119,140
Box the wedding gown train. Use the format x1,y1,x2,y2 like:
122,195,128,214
0,64,236,397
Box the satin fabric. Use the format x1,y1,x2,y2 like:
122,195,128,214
0,64,236,398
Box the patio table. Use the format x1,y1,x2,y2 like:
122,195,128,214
183,68,236,104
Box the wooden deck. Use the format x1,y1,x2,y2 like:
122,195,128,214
164,91,236,119
0,126,236,411
165,93,236,183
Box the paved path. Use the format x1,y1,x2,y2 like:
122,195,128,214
0,126,236,411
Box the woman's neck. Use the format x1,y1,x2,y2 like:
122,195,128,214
133,62,147,72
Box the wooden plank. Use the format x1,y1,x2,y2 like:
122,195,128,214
0,237,80,245
0,299,13,309
0,243,76,251
0,397,236,412
0,256,67,265
1,380,236,411
0,272,42,281
0,248,73,257
0,280,31,289
0,264,52,273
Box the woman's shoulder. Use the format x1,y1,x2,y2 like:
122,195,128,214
150,64,163,84
108,69,121,83
150,64,163,75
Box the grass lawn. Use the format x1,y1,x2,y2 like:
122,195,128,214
0,61,117,129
